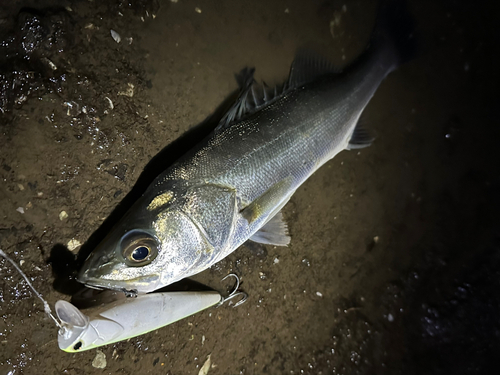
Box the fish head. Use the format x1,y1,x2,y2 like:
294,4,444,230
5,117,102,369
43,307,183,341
78,198,216,293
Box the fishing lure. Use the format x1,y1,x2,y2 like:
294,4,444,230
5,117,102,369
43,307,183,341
56,290,222,352
0,249,246,352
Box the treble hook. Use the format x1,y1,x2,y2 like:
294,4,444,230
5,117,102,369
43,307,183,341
218,273,248,308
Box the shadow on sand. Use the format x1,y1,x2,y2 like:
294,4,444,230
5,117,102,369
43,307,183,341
47,82,242,296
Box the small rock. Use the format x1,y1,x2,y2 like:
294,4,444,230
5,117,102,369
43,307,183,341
59,211,68,221
118,83,135,97
92,350,107,369
16,207,25,214
373,236,379,244
67,239,82,252
42,57,57,70
19,260,25,266
316,291,323,297
18,184,24,191
110,29,121,43
195,7,202,13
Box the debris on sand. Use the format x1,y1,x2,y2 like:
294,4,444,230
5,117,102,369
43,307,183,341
198,354,211,375
67,239,82,252
118,83,135,97
92,350,107,369
110,29,121,43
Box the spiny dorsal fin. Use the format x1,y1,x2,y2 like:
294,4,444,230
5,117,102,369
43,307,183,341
287,49,342,89
216,68,287,131
216,67,256,131
216,50,340,131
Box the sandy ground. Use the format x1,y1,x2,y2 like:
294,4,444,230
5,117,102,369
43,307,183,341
1,0,499,374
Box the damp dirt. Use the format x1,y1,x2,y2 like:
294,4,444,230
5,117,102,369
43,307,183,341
1,0,499,374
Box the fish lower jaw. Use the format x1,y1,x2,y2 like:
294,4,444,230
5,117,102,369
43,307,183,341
78,276,160,294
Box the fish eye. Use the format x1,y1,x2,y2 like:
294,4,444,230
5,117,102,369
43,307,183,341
73,341,82,351
121,231,158,266
131,246,150,261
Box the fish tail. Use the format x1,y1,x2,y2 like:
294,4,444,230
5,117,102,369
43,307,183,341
373,0,417,67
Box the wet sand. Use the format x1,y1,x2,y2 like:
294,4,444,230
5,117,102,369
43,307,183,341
1,0,499,374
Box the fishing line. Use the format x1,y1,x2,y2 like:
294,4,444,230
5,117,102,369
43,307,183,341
0,249,62,329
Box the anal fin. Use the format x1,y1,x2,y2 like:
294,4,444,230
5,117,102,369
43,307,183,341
347,116,375,150
249,211,290,247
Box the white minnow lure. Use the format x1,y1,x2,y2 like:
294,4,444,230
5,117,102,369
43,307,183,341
56,291,221,352
1,248,245,353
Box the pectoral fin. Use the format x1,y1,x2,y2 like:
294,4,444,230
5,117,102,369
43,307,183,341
240,177,293,225
249,211,290,246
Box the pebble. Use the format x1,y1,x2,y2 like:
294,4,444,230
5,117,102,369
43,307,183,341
118,83,135,97
59,211,68,221
92,350,107,369
67,239,82,252
110,29,121,43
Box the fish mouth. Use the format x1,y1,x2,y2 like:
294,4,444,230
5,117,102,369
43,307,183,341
77,258,161,294
77,272,161,294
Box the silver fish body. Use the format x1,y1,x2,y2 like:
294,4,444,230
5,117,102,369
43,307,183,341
78,33,402,293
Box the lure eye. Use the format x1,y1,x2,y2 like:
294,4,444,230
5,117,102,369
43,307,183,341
121,231,158,266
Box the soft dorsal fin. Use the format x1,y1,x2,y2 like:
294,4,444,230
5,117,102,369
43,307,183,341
287,49,342,89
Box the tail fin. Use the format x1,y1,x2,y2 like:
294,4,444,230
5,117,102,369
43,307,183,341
374,0,417,65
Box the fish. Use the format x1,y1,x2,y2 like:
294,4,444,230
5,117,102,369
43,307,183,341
56,290,222,352
78,2,415,293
